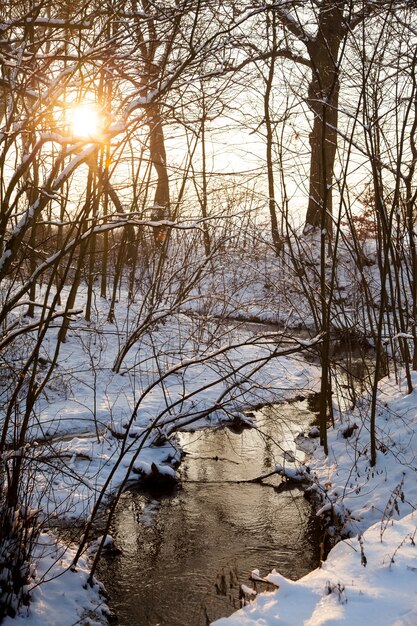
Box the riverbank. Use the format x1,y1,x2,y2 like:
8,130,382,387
214,371,417,625
2,283,321,626
96,400,323,626
2,241,412,625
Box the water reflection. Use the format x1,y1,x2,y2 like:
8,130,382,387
98,400,322,626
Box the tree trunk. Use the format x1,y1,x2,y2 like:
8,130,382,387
264,11,282,255
148,104,170,247
305,6,344,234
200,102,211,257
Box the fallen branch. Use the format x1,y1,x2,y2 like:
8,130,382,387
241,463,312,484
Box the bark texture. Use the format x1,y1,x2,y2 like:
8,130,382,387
304,3,345,233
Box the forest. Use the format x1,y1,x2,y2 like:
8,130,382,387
1,1,417,624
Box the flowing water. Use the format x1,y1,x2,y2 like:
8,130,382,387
98,397,323,626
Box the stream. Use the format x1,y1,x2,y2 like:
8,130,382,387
98,396,323,625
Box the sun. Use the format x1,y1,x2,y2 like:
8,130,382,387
70,103,102,140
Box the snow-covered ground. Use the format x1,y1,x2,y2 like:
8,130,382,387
29,283,320,521
214,511,417,625
3,243,417,626
214,373,417,625
2,277,321,625
4,534,109,626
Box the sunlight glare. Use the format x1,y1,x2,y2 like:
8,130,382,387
70,103,102,140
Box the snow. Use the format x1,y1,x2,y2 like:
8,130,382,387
1,275,321,624
126,83,169,114
213,373,417,625
4,245,417,625
26,283,320,521
214,512,417,626
3,533,108,626
52,145,97,188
